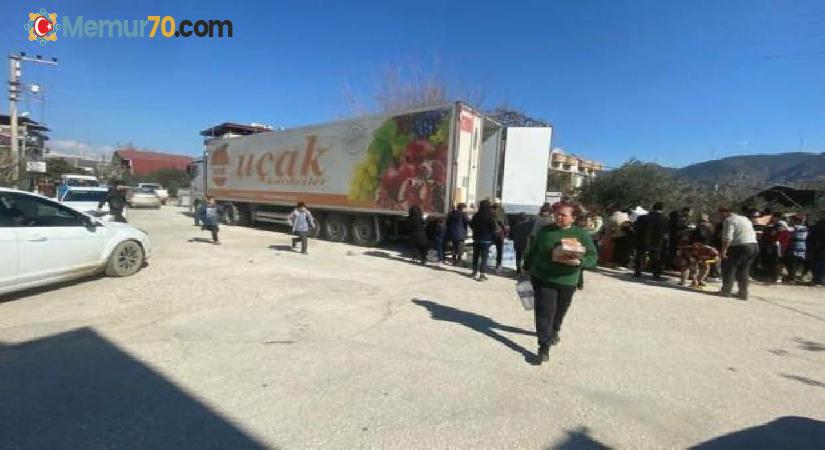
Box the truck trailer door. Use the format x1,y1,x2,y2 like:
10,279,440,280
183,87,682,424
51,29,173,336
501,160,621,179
452,106,485,207
500,127,553,215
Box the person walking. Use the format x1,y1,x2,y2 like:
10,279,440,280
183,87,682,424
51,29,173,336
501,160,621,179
668,207,691,269
197,196,222,245
524,203,597,364
763,213,791,284
470,200,497,281
492,200,509,273
527,203,555,254
634,202,668,279
288,202,315,254
427,217,448,264
809,215,825,286
408,205,429,265
784,215,808,283
97,182,128,223
718,206,759,300
446,203,470,266
511,213,535,276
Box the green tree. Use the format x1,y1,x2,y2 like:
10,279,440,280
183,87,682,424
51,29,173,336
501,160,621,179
44,158,79,181
580,159,681,211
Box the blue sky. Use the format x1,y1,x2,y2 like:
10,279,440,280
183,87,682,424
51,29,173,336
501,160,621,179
2,0,824,167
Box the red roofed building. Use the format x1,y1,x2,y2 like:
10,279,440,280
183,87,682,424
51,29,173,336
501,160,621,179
112,148,194,177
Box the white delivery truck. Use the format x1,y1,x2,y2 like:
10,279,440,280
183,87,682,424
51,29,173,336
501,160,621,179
189,102,551,245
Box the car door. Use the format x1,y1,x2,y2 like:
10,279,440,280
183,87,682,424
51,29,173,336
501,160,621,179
0,193,20,290
11,192,107,284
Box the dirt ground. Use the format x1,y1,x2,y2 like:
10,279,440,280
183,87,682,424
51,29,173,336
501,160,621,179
1,206,824,449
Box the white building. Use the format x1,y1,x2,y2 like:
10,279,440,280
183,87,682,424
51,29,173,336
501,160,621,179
548,148,604,192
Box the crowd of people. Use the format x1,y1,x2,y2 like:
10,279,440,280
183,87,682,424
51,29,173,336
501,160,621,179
411,198,825,302
596,203,825,294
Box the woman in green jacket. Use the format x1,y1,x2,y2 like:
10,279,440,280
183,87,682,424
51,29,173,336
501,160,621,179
524,203,597,364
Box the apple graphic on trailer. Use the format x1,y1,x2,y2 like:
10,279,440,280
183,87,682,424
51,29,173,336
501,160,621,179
403,139,434,164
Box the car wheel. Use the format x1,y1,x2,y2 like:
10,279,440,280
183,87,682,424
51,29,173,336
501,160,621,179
105,240,145,277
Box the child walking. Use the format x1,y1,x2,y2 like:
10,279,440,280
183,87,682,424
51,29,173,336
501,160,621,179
197,196,221,245
289,202,315,254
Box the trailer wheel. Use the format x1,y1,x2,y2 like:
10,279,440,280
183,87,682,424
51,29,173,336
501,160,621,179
237,204,252,226
221,203,239,225
351,216,378,246
324,214,350,242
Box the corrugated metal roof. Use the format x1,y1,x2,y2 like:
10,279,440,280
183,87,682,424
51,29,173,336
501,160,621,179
115,149,194,176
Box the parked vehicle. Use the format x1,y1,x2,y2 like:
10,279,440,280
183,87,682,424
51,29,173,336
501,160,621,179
137,183,169,204
58,186,126,222
0,187,151,296
127,187,162,209
57,174,100,200
188,102,552,245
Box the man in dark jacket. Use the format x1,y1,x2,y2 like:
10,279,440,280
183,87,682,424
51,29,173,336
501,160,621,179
470,200,497,281
634,202,669,279
491,200,509,273
511,213,535,276
669,207,691,268
446,203,470,266
810,215,825,286
408,205,429,265
97,182,128,223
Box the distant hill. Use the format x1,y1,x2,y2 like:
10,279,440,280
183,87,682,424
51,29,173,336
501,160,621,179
675,152,825,187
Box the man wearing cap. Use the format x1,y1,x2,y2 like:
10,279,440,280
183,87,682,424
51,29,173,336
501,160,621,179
718,206,759,300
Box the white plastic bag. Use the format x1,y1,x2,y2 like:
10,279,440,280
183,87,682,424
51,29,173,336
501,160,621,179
516,278,534,310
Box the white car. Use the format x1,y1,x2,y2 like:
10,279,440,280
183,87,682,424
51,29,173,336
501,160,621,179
59,186,127,222
0,188,151,296
137,183,169,204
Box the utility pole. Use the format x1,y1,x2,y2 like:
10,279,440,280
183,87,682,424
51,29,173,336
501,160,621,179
8,52,57,189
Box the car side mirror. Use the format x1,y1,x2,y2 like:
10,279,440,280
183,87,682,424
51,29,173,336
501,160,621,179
82,215,99,228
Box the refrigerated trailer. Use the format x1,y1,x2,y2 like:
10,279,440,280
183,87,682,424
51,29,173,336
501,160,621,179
189,102,551,246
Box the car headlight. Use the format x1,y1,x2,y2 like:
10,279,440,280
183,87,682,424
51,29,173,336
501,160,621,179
137,228,149,235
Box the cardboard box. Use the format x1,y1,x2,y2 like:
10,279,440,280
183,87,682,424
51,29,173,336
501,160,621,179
552,237,585,262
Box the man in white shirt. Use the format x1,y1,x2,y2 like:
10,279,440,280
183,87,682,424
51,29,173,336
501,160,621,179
718,206,759,300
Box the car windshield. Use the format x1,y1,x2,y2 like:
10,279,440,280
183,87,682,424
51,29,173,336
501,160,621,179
132,187,156,194
142,184,161,189
62,191,108,202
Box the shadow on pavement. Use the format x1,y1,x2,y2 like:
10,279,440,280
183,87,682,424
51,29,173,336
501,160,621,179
778,373,825,388
411,298,537,364
0,328,268,449
0,274,103,304
364,250,517,280
549,425,613,449
689,416,825,449
594,267,728,297
269,245,296,252
188,237,217,244
794,337,825,352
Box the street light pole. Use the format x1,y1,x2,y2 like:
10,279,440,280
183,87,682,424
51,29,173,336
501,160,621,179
8,56,20,188
8,52,57,190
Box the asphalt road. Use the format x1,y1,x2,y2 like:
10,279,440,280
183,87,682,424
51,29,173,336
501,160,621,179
1,207,824,449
